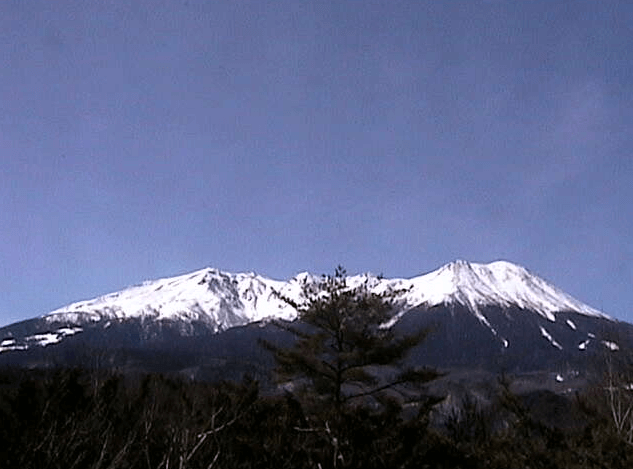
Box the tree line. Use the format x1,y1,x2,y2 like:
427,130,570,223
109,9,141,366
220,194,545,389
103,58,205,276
2,366,633,468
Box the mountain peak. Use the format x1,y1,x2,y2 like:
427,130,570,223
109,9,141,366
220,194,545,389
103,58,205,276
44,267,299,331
41,260,608,334
402,260,607,321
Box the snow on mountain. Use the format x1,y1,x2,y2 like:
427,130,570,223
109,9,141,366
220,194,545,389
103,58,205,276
381,260,607,322
42,260,608,334
44,268,305,332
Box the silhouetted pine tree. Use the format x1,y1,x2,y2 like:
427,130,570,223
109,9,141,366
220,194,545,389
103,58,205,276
260,266,443,468
262,266,441,411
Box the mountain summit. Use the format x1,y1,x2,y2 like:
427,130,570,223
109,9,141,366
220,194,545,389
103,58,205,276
44,268,303,332
393,260,606,320
41,260,607,332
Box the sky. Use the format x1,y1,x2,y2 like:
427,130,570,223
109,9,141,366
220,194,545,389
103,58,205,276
1,0,632,326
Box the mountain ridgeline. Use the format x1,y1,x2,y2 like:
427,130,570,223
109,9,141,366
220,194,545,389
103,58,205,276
0,260,630,380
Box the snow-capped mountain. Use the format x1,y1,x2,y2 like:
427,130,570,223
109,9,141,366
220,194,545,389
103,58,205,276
42,259,608,332
0,259,628,378
395,260,605,319
43,268,306,332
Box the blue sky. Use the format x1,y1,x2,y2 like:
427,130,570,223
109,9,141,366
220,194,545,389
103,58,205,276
1,0,632,326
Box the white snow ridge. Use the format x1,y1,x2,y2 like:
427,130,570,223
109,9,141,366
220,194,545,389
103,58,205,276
397,260,606,321
45,268,303,332
43,260,609,332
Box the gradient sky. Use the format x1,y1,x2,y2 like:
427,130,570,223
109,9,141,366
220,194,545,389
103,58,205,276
1,0,632,326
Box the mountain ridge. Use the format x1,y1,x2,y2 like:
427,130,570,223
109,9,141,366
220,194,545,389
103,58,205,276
42,259,609,332
0,259,629,379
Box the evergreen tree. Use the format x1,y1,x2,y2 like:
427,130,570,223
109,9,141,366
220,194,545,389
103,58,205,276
262,266,441,411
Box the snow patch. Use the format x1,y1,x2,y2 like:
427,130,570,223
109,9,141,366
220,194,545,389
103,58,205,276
0,343,28,353
0,338,28,353
539,326,563,350
566,319,577,330
28,333,62,346
56,327,82,336
602,340,619,351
